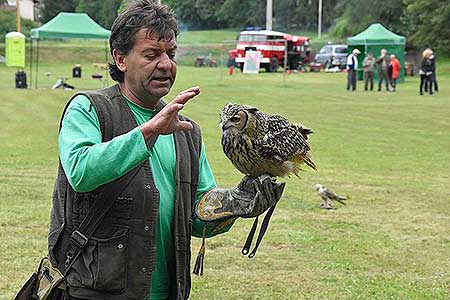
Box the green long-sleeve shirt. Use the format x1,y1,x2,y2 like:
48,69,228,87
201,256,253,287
59,94,230,300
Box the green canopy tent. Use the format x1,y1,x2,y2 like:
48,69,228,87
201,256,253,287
30,12,111,88
347,23,406,82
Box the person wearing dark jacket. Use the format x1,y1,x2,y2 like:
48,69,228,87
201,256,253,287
362,52,376,91
420,48,434,95
425,52,439,93
47,2,285,300
376,49,391,92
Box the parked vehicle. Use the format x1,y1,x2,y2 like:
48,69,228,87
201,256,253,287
194,54,217,67
314,44,348,69
233,29,311,72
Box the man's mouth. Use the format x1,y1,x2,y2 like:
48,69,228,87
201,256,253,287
152,76,170,82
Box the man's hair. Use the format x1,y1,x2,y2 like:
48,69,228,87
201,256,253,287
109,0,179,82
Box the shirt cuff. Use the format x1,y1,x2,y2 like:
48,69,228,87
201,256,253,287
134,127,157,156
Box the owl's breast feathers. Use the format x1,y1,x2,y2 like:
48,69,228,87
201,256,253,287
221,129,262,176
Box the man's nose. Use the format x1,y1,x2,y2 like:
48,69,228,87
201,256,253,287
157,53,172,69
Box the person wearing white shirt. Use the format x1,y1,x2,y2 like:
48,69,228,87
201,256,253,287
346,48,360,91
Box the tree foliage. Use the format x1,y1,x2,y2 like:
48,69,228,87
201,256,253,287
332,0,406,37
33,0,450,54
39,0,77,24
403,0,450,54
39,0,121,29
0,9,38,42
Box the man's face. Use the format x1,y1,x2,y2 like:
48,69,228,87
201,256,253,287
118,29,177,104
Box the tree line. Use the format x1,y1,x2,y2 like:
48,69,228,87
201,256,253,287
9,0,450,54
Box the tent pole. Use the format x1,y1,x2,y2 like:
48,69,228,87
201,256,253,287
29,38,33,89
35,38,39,89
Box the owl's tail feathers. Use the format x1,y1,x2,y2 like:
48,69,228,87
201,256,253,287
294,124,314,140
303,155,317,170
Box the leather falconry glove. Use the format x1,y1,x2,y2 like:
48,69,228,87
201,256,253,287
193,174,285,276
195,174,285,221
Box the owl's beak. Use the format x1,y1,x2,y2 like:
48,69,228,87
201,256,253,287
221,121,232,131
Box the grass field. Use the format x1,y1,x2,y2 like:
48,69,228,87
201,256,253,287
1,58,450,300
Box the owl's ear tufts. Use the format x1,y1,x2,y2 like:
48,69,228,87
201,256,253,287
246,107,259,114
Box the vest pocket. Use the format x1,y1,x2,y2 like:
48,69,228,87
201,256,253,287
68,228,128,294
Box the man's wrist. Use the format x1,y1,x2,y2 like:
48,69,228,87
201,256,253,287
140,121,158,140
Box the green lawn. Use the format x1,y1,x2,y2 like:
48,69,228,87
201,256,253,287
1,62,449,300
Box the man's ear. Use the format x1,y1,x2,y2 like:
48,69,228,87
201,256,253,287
112,49,127,72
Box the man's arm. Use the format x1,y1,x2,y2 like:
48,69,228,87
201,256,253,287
58,87,200,192
59,95,151,192
60,87,201,193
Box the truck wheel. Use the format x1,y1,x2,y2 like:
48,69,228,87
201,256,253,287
268,57,279,72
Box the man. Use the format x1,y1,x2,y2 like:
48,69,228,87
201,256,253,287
362,52,375,91
389,54,401,92
376,49,391,92
346,48,360,91
47,1,284,300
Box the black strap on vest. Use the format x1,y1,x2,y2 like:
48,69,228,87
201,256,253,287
61,166,141,275
241,201,278,258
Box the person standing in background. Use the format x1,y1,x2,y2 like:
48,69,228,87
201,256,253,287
362,52,375,91
426,50,439,93
227,50,237,76
389,54,401,92
419,48,434,95
346,48,360,91
376,49,391,92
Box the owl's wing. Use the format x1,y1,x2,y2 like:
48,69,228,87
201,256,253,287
256,116,311,164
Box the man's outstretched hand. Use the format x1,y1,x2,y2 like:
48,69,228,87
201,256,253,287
140,86,200,138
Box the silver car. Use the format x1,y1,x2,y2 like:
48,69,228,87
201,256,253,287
314,44,348,69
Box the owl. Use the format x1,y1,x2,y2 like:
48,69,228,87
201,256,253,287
220,103,316,178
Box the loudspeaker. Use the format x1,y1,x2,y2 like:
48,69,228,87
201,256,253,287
15,71,27,89
72,66,82,78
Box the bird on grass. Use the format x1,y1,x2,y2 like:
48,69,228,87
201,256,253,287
220,103,316,178
314,183,347,209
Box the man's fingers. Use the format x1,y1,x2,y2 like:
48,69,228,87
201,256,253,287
172,86,200,105
179,86,200,96
170,91,196,106
163,103,184,115
177,121,194,131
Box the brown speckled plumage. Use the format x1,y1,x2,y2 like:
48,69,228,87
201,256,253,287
220,103,316,178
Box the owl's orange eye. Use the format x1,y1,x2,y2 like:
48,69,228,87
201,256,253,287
231,116,240,122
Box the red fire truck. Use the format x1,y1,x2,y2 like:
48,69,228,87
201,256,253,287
233,29,311,72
